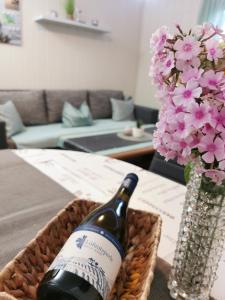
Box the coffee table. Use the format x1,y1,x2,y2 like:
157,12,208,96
63,126,155,160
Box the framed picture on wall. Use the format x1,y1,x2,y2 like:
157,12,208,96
0,0,22,46
5,0,19,10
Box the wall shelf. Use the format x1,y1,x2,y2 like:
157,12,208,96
34,15,111,34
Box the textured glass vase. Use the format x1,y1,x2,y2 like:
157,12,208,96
168,162,225,300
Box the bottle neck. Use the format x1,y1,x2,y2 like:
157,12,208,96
113,185,133,204
111,173,138,205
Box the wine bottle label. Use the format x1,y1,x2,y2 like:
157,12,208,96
49,224,124,300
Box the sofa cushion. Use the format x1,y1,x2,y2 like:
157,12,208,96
62,102,93,127
0,101,25,137
45,90,88,123
88,90,124,119
12,119,137,149
0,90,47,125
111,98,135,121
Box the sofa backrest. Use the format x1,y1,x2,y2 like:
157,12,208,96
0,90,47,126
88,90,124,119
0,89,125,126
45,90,88,123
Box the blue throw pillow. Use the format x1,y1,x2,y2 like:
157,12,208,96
110,98,135,121
0,101,25,137
62,101,93,128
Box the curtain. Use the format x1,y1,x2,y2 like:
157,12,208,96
198,0,225,28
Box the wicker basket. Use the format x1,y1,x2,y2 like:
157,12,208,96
0,199,162,300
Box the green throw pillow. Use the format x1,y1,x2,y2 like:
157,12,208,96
62,101,93,128
110,98,135,121
0,101,25,137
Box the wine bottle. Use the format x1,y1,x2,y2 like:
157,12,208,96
37,173,139,300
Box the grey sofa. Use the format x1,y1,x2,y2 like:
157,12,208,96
0,90,158,149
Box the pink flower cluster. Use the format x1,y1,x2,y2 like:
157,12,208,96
150,23,225,184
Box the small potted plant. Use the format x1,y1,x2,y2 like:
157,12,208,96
64,0,75,20
132,119,144,138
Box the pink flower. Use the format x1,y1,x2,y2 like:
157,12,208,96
190,132,203,148
219,160,225,170
171,117,191,138
213,25,225,39
176,57,200,71
155,87,174,103
202,123,216,135
153,130,162,149
177,155,189,165
210,107,225,132
174,36,201,60
194,23,225,40
200,70,225,90
164,150,177,161
151,72,164,87
194,23,214,38
150,23,225,173
166,103,185,123
204,169,225,185
173,80,202,106
198,134,225,163
205,39,223,62
181,67,203,83
186,102,211,129
162,52,175,76
214,92,225,103
150,26,170,52
171,136,193,157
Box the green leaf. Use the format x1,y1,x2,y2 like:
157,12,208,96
184,162,193,184
65,0,75,15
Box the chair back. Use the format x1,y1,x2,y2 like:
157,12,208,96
150,152,185,185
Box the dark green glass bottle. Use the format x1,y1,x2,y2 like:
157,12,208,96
37,173,138,300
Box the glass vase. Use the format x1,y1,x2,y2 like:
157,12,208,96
168,162,225,300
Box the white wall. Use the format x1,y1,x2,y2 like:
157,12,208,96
135,0,203,108
0,0,143,97
1,0,204,106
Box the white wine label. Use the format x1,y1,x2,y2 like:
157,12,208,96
49,224,123,300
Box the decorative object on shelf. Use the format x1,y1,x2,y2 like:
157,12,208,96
75,8,81,22
5,0,19,11
76,9,88,25
64,0,75,20
149,23,225,300
0,0,21,46
91,19,99,27
48,10,58,18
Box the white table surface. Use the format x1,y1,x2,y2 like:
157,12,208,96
14,149,225,300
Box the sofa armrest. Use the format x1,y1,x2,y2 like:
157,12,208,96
0,121,8,149
134,105,159,124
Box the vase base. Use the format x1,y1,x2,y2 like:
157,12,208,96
168,279,210,300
